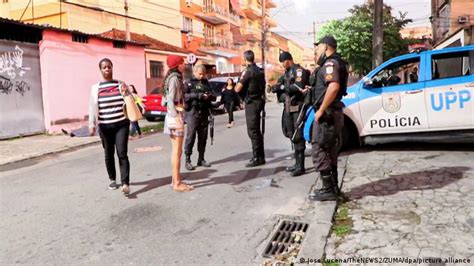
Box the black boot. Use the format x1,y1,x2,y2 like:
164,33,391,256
309,171,337,201
291,151,305,177
185,155,195,171
286,151,297,172
286,164,296,172
197,153,211,167
246,151,265,167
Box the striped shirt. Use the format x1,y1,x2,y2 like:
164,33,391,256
97,80,126,124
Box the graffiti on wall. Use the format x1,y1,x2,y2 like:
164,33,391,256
0,76,31,95
0,40,45,139
0,45,31,79
0,45,32,96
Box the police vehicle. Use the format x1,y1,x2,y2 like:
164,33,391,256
304,45,474,147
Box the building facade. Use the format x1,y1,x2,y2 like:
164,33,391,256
0,19,146,137
431,0,474,47
1,0,280,75
2,0,183,47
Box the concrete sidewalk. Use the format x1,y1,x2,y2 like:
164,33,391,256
0,119,162,167
325,147,474,263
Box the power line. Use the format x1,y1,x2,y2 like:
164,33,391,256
19,0,32,20
63,1,180,30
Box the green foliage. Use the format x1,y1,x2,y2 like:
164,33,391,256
317,3,412,75
141,122,164,134
332,205,353,238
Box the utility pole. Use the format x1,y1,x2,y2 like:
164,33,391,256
372,0,383,68
124,0,130,41
261,0,266,71
313,21,316,44
59,0,62,28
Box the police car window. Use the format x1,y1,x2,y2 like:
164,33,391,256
431,51,471,80
372,57,420,88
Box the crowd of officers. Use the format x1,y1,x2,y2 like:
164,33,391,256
182,35,348,202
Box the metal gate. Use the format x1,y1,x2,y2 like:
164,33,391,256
0,40,45,139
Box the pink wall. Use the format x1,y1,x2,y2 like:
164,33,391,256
39,30,146,133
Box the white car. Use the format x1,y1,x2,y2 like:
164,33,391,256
304,45,474,147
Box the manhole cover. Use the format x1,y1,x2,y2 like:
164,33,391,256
262,220,309,258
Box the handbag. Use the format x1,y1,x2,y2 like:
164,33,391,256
120,84,143,122
166,114,184,130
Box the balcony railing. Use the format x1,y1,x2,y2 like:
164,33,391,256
197,4,231,25
230,11,240,24
203,4,228,17
204,37,237,50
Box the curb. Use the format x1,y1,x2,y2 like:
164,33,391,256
0,140,101,172
0,129,166,172
296,155,349,264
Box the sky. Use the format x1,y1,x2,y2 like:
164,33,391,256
271,0,432,48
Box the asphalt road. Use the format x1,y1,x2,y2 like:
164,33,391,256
1,102,324,265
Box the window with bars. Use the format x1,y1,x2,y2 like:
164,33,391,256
204,24,215,45
183,17,193,33
113,41,126,49
72,33,88,43
150,61,164,78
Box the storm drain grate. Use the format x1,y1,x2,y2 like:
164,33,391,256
262,220,309,258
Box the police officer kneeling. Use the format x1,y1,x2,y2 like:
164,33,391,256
235,50,266,167
184,64,216,171
272,52,309,177
309,36,348,201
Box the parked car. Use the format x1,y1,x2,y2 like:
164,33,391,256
304,45,474,148
208,76,242,113
142,88,167,122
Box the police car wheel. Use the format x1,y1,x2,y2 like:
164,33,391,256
341,119,359,150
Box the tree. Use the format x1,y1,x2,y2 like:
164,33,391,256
316,3,413,75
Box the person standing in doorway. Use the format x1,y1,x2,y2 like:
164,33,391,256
88,58,131,195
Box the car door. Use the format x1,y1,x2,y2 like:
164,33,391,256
358,55,429,136
425,49,474,129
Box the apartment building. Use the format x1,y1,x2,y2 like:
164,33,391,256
431,0,474,47
178,0,277,73
1,0,281,75
1,0,183,47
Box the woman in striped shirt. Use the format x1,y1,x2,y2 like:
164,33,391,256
88,58,131,195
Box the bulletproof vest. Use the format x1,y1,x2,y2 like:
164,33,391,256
284,64,306,106
188,78,211,110
245,64,265,102
309,67,318,87
313,54,348,108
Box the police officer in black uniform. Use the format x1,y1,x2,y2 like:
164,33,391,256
235,50,266,167
309,36,348,201
184,64,216,171
272,52,310,177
